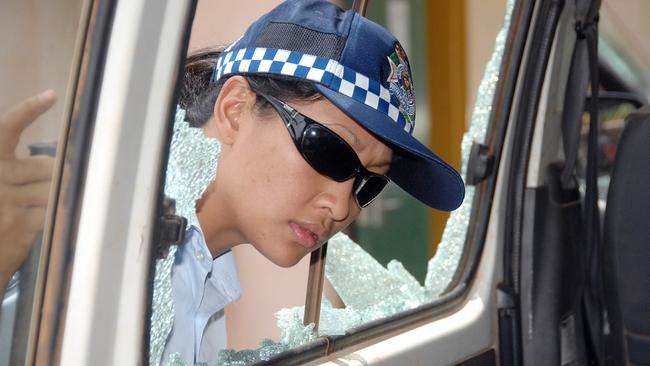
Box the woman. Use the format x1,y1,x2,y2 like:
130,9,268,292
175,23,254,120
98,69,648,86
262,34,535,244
161,0,465,364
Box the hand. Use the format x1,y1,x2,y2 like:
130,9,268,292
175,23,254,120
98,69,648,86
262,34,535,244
0,90,56,292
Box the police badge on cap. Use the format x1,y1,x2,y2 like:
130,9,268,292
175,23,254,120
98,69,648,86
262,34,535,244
386,43,416,128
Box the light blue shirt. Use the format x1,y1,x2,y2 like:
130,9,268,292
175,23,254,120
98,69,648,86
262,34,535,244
161,225,241,365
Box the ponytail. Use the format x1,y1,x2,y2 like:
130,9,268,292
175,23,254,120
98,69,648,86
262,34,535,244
179,47,224,127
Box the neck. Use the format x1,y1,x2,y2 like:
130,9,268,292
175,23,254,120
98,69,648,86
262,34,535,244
196,183,243,257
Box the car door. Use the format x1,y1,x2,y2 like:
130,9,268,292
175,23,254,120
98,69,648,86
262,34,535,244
0,0,196,364
55,0,195,364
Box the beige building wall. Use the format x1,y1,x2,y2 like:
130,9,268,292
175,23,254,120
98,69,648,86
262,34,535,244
465,0,507,127
0,0,84,158
601,0,650,68
188,1,282,53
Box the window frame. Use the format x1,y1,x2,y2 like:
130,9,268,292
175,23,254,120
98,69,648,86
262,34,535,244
48,0,196,364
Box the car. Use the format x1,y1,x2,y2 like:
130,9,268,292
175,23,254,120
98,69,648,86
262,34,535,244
1,0,648,365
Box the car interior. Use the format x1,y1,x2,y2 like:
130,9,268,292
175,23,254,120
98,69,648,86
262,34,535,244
508,0,650,364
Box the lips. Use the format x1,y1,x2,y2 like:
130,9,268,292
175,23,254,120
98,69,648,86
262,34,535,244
289,221,325,249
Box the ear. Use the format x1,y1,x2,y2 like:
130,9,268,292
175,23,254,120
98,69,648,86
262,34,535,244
203,76,255,145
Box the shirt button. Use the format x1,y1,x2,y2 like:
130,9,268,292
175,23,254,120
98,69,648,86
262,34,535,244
196,250,205,261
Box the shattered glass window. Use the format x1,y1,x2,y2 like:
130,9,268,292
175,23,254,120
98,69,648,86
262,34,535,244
147,0,515,365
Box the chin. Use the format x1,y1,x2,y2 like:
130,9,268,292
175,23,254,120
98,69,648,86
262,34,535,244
264,245,309,268
253,236,313,268
271,253,305,268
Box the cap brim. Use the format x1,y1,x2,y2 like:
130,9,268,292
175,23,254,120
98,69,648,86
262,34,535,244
315,85,465,211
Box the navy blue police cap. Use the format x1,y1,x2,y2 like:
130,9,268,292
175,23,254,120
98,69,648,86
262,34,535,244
212,0,465,211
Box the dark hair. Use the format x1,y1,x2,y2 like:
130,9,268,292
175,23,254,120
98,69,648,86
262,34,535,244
179,47,321,127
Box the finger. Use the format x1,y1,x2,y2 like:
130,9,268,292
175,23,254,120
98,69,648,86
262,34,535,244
0,90,57,159
0,156,54,185
0,181,51,206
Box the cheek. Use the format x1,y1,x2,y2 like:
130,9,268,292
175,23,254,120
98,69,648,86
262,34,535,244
228,126,316,225
239,140,305,205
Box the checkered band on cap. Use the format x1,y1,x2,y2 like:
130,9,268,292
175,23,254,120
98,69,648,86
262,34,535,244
213,47,414,134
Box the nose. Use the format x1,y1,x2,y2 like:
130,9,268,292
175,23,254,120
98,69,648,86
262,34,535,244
315,178,356,222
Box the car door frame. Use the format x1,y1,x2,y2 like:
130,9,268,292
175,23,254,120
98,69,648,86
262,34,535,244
45,0,196,364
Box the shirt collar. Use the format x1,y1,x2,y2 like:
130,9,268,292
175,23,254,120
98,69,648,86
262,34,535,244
187,224,241,304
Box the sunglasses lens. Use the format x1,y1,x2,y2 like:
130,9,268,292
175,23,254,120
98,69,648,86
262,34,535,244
355,176,390,207
301,124,359,181
264,94,390,208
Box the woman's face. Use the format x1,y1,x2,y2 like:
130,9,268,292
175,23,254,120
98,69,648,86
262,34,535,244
201,77,392,267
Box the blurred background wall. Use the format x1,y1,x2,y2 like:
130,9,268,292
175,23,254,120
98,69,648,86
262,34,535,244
0,0,84,158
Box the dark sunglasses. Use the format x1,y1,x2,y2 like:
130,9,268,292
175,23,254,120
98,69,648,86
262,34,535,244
259,93,391,208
